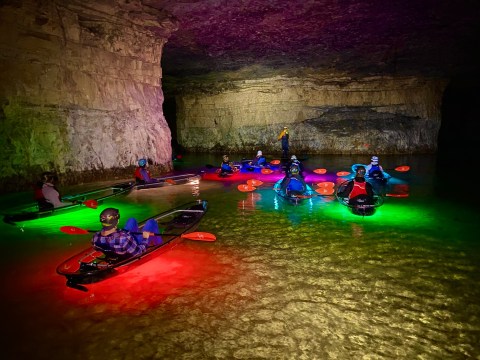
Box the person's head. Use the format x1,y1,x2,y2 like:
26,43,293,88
138,158,147,167
290,164,300,176
284,126,288,129
291,155,297,161
355,166,366,177
100,208,120,231
223,154,229,161
371,156,379,165
41,171,56,184
257,150,262,157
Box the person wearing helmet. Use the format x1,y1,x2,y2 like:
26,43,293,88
277,126,289,159
134,158,154,184
280,163,307,195
366,156,385,180
286,154,304,178
245,150,267,171
92,208,161,260
337,166,374,205
219,154,239,177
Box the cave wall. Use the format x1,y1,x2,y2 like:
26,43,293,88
176,73,447,155
0,0,175,192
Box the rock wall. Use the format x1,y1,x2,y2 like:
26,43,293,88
176,73,447,155
0,0,175,192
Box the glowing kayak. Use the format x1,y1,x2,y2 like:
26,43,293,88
273,177,316,205
56,200,210,291
335,180,384,216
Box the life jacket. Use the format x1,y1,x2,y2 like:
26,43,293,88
134,167,152,183
221,160,233,172
368,164,383,178
287,177,305,192
33,182,45,201
349,179,368,199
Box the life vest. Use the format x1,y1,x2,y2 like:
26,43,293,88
134,167,152,182
349,180,368,199
221,160,233,172
33,182,45,201
287,177,305,192
368,164,382,178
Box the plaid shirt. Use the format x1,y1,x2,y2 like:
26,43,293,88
92,229,146,257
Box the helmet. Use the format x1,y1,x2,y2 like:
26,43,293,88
371,156,379,163
290,164,300,175
291,155,297,160
356,166,366,176
257,150,262,156
138,158,147,167
100,208,120,230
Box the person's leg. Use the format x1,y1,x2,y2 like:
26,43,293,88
125,218,144,245
143,219,162,246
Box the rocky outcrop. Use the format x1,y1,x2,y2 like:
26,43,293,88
0,0,176,192
176,72,446,155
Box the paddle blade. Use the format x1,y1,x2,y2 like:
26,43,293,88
395,165,410,172
181,232,216,241
165,179,176,184
238,184,256,192
247,179,263,187
83,199,98,209
261,168,274,174
313,168,327,174
386,193,409,198
60,226,90,235
270,159,281,165
336,171,351,177
317,181,335,188
315,187,335,195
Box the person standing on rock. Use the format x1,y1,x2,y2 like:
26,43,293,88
278,126,289,159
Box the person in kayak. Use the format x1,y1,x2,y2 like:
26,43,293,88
244,150,267,171
285,155,304,178
34,171,74,210
365,155,385,180
337,166,375,205
92,208,162,260
219,154,239,177
280,163,307,196
134,158,154,184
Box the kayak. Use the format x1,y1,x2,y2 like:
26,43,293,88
56,199,209,291
335,180,384,216
2,181,134,224
273,177,316,205
2,173,201,225
134,173,200,190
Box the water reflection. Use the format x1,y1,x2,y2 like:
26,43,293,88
1,154,479,360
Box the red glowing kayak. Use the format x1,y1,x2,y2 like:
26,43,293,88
56,200,211,291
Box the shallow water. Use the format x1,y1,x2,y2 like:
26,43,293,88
1,154,479,360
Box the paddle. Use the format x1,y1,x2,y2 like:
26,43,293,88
59,226,216,241
247,179,263,187
82,199,99,209
336,171,351,177
394,165,410,172
270,159,281,165
238,184,256,192
313,168,327,174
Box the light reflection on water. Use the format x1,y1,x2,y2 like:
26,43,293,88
1,154,479,360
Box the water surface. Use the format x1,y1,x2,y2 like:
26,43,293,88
1,154,479,359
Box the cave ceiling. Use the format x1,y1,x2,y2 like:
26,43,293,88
142,0,480,91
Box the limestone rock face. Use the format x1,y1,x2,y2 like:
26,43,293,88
0,0,176,191
176,73,446,155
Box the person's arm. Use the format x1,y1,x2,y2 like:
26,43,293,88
366,183,375,197
337,181,353,197
42,185,71,208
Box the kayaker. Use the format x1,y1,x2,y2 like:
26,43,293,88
35,171,74,209
366,155,385,180
219,155,239,176
92,208,162,260
337,166,375,205
285,155,304,178
280,164,307,195
134,158,154,184
245,150,267,171
277,126,289,159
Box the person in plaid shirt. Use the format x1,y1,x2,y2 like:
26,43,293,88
92,208,154,260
